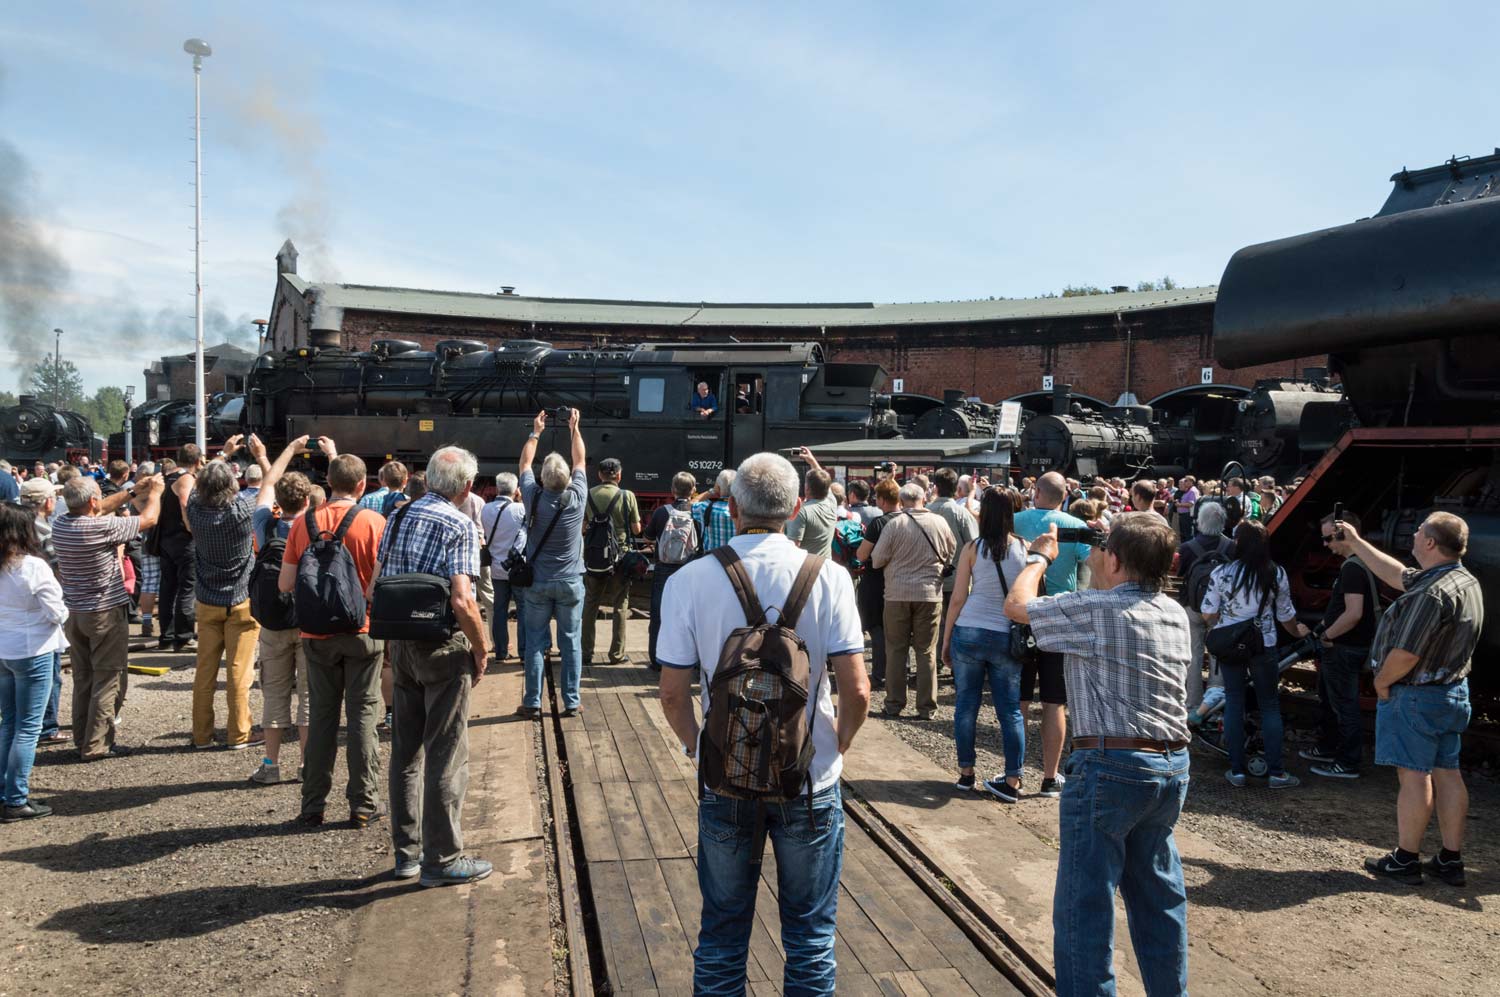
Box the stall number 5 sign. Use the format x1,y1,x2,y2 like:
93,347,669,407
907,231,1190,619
1042,375,1054,391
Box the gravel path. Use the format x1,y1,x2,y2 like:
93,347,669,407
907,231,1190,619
1,642,391,996
868,666,1500,996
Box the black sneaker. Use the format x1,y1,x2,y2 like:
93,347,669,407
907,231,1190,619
560,707,580,719
954,773,976,792
1,800,53,823
1364,851,1422,885
1298,746,1337,764
295,811,325,828
351,805,386,829
1423,855,1466,887
1038,776,1065,798
982,776,1020,803
516,706,541,720
1310,761,1360,780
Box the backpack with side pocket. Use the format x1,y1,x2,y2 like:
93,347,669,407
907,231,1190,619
584,489,625,575
830,517,866,573
294,504,367,636
656,503,698,565
699,547,826,859
249,516,297,631
1183,535,1234,613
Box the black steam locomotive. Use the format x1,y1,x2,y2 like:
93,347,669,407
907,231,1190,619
1215,149,1500,691
110,394,245,464
1016,377,1345,482
0,396,104,465
244,339,914,498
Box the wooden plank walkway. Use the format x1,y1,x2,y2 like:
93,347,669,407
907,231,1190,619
558,659,1022,996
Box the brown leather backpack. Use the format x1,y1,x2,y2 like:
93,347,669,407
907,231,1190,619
699,547,824,826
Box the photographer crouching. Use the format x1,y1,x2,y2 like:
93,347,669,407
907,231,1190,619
1004,513,1192,997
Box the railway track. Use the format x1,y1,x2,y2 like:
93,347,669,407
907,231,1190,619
538,659,1056,996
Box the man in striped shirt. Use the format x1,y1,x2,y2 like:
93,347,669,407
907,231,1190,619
52,473,165,759
1338,512,1483,887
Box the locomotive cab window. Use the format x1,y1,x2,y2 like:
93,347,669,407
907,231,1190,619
637,376,666,414
689,371,723,419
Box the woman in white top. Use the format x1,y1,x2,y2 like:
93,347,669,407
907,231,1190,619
941,488,1029,801
1202,519,1309,789
0,503,69,821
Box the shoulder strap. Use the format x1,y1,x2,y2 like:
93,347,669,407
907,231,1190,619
527,496,565,556
331,503,363,544
262,515,278,549
780,554,825,629
1349,555,1381,611
906,511,943,561
386,502,414,551
713,546,765,625
304,506,320,542
606,490,623,515
484,499,510,548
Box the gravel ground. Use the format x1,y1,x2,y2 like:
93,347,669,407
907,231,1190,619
868,662,1500,996
0,640,392,997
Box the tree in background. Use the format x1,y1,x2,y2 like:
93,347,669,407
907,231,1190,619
27,356,85,409
0,390,16,408
82,386,129,432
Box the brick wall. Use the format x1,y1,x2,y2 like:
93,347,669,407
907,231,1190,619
335,305,1322,404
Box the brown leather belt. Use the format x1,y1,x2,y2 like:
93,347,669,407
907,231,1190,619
1072,736,1189,753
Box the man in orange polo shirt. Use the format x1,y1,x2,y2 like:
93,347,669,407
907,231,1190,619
279,447,387,827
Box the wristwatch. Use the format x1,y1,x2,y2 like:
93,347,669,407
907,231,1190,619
1026,553,1053,567
527,432,540,441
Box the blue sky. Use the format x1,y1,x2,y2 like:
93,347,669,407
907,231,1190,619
1,1,1494,394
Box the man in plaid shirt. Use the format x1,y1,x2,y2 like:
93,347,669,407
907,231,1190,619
692,469,737,551
1004,513,1191,997
372,445,492,889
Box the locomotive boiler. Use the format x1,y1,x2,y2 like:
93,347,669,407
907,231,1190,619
244,339,904,498
111,393,245,464
1214,148,1500,693
0,396,104,465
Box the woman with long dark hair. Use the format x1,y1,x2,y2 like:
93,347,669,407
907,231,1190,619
941,488,1029,801
0,501,68,820
1202,519,1308,788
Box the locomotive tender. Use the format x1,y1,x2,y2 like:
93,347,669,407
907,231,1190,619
244,338,900,499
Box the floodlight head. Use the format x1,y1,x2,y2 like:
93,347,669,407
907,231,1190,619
183,38,212,57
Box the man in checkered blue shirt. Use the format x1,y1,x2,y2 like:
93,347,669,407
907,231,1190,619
692,468,737,551
1004,513,1192,997
373,445,492,889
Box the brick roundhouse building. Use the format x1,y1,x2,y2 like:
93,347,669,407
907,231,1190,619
265,241,1317,406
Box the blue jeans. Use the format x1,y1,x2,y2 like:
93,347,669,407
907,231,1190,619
950,625,1024,776
490,578,524,661
0,653,56,807
1055,748,1190,997
1221,651,1285,776
41,651,63,738
523,576,583,710
697,784,843,996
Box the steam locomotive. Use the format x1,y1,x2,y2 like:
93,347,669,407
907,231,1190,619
109,394,245,464
0,396,105,465
1215,149,1500,692
1016,377,1346,482
243,339,920,498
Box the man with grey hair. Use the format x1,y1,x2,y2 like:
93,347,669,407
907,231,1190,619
870,481,956,719
52,470,165,759
186,435,271,751
516,408,588,718
1176,499,1232,714
657,452,869,993
481,470,528,662
692,381,718,419
693,468,737,551
239,463,263,502
373,444,492,887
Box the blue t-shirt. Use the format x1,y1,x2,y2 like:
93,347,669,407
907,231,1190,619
519,468,587,583
0,469,17,502
251,505,293,544
1013,507,1093,595
692,392,718,414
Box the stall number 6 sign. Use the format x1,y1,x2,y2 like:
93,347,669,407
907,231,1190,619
1201,367,1214,384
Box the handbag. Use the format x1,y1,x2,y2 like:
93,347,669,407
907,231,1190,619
505,489,565,589
369,504,457,642
479,497,511,569
1205,588,1267,664
992,538,1040,666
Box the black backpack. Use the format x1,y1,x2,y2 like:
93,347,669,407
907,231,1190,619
249,517,298,631
584,489,625,576
294,504,367,636
1183,535,1233,613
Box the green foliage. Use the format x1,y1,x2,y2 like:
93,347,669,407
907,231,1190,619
81,386,129,432
1057,276,1179,297
1060,284,1106,297
1134,276,1179,292
0,390,16,408
27,356,85,409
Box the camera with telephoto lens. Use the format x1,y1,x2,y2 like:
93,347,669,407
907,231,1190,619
1056,526,1108,547
1276,623,1326,671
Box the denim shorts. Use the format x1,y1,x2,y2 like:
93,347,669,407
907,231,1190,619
1374,680,1470,772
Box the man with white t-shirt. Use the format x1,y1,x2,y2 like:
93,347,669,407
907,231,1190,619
658,451,870,996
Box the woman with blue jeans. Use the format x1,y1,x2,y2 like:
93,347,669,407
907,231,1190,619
1202,518,1309,788
0,503,69,822
941,488,1028,801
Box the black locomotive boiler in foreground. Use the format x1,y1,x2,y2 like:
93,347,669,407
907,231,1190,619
244,339,915,498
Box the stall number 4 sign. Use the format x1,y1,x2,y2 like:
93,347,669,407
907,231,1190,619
1042,375,1054,391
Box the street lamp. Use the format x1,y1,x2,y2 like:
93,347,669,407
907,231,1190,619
184,37,212,451
52,328,62,407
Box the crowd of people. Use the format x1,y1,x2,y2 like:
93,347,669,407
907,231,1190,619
0,432,1485,995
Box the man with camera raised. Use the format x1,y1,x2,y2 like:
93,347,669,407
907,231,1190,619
1004,513,1192,997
